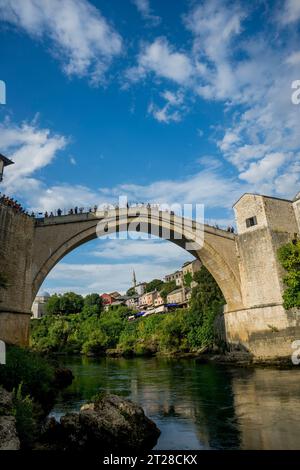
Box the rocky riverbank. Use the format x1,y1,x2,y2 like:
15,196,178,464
0,386,160,452
38,393,160,452
195,351,294,369
0,387,20,450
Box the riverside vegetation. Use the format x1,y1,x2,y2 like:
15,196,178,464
0,346,73,448
30,267,226,357
30,240,300,357
0,242,299,449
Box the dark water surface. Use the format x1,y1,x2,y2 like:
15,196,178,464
50,356,300,450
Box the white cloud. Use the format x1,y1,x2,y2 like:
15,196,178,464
108,169,244,210
182,0,300,198
0,116,246,213
279,0,300,24
0,0,122,84
132,0,160,26
90,237,193,264
127,37,193,85
0,117,67,195
218,132,240,152
184,0,245,100
286,51,300,65
239,152,289,184
42,252,191,295
148,89,186,123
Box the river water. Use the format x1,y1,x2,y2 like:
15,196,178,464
50,356,300,450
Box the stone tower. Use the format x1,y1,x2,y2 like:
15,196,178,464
223,193,300,358
132,269,137,288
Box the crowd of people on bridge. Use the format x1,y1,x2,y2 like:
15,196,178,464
0,194,236,233
0,193,29,216
42,205,99,218
41,203,167,219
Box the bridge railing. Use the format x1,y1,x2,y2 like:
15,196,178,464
33,205,235,234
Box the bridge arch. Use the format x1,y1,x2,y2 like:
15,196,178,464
32,208,243,311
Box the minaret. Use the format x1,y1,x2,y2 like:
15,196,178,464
132,269,137,288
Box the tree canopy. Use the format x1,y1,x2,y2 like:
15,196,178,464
160,280,177,301
45,292,84,315
145,279,164,293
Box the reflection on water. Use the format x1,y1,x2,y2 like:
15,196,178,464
50,356,300,450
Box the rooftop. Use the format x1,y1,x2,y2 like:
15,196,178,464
233,192,293,207
0,153,14,167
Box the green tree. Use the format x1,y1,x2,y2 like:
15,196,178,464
158,309,189,352
184,272,193,287
190,267,224,314
83,293,103,315
126,287,136,296
59,292,84,315
278,240,300,309
160,280,176,301
145,279,164,293
188,266,225,349
45,294,61,315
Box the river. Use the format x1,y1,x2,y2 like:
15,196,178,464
50,356,300,450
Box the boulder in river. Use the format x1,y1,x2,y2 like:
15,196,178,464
43,393,160,452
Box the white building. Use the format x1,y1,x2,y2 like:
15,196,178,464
31,291,50,318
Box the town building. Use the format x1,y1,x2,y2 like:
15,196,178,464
167,287,191,306
104,299,127,311
182,259,202,277
101,292,121,305
131,269,147,296
153,292,164,307
164,270,183,286
135,282,147,296
139,290,158,308
126,295,139,309
31,291,50,318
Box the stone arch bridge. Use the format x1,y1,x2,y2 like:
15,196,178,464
0,193,300,359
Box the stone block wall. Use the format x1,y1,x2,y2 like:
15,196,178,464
223,305,300,358
0,204,34,345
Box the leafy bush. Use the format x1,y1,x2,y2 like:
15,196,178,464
158,309,189,352
12,384,38,449
0,346,55,406
278,240,300,308
160,280,176,301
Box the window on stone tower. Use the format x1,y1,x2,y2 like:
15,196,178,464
246,216,257,228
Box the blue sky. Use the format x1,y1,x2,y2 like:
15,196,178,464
0,0,300,295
